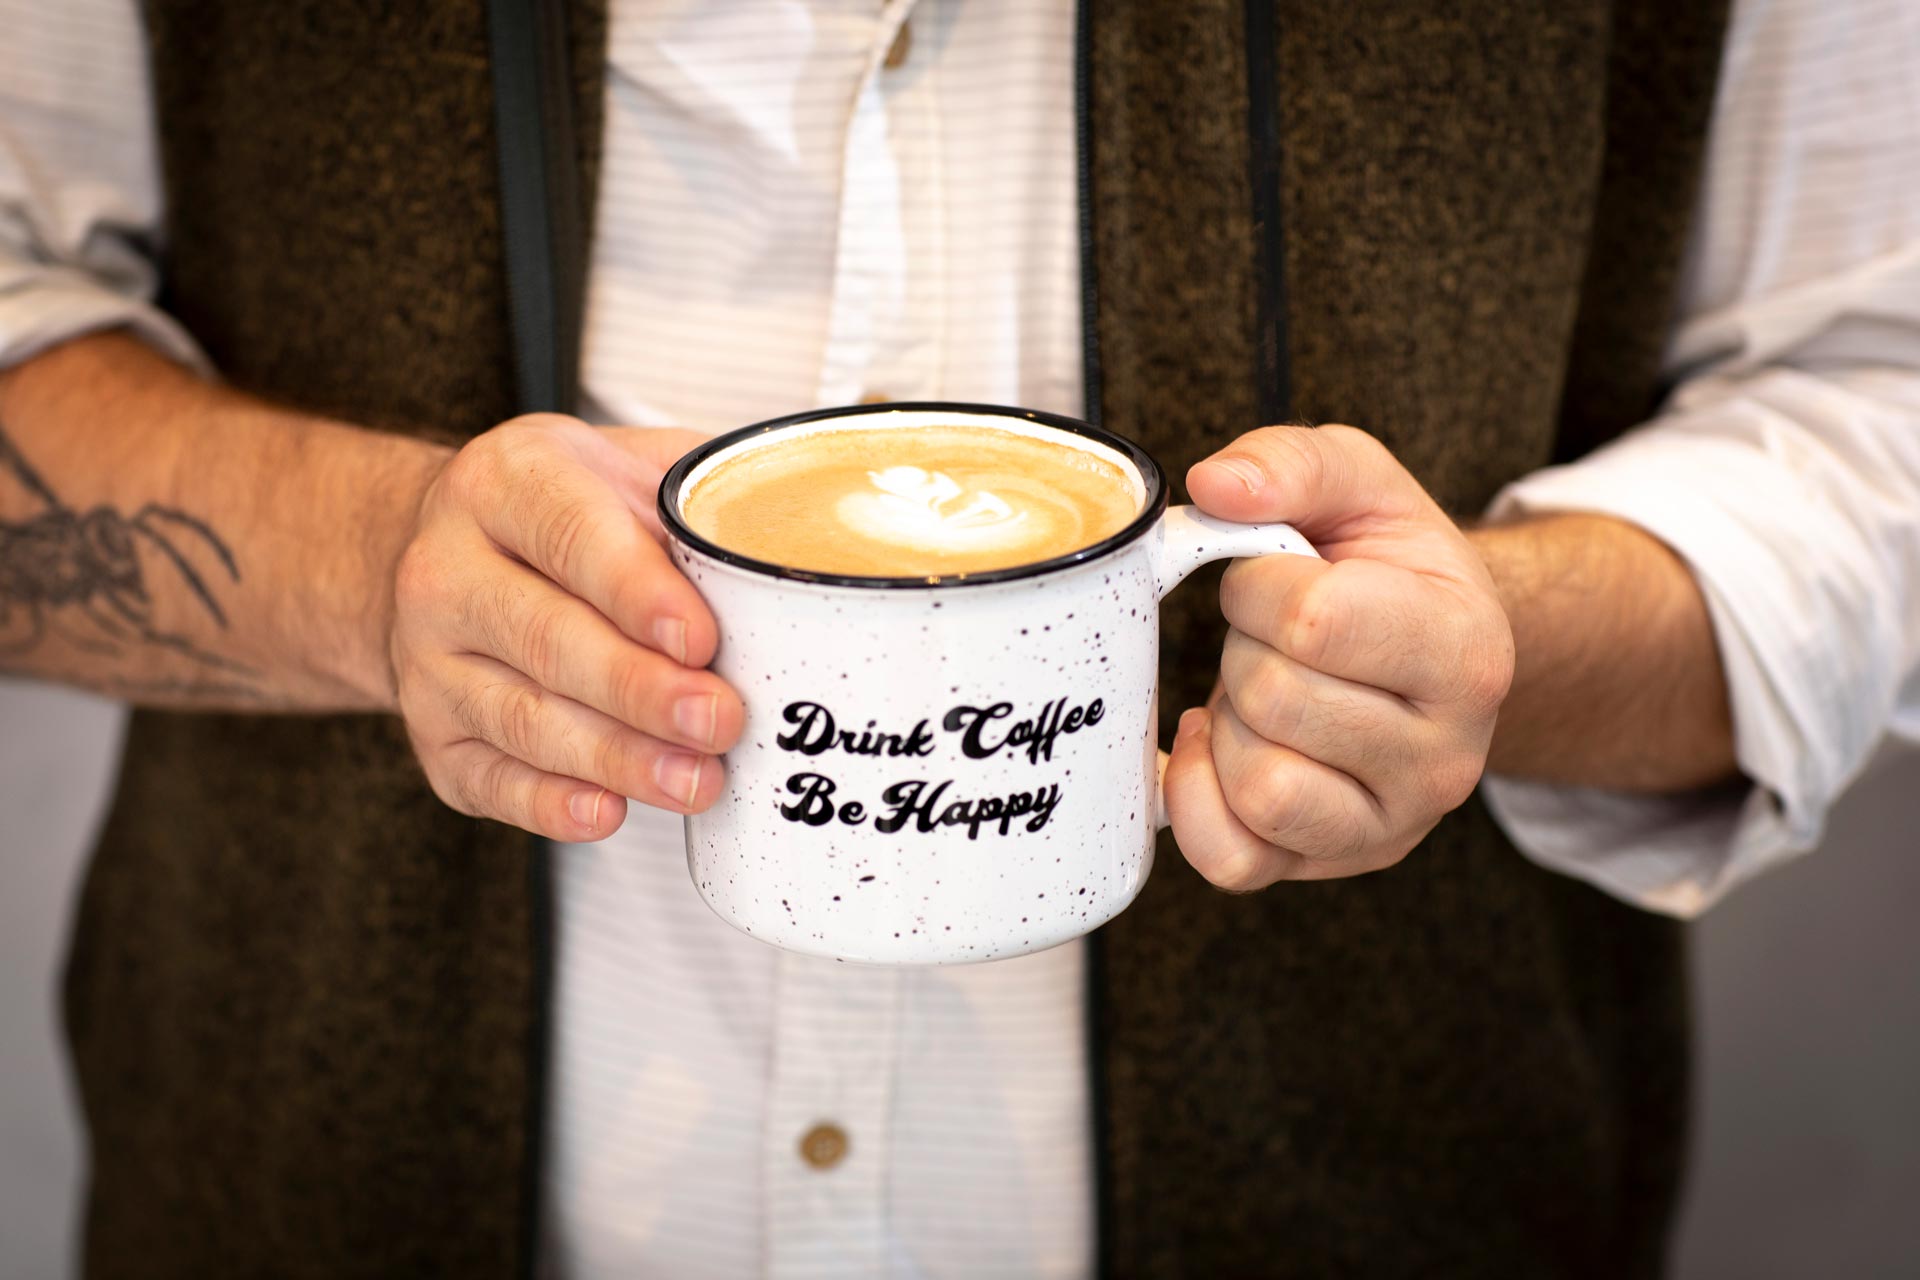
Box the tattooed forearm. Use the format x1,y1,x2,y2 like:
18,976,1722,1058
0,423,255,678
0,331,453,712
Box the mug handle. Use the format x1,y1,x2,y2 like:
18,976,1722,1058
1148,504,1321,829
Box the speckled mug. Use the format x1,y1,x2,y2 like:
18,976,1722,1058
658,403,1317,964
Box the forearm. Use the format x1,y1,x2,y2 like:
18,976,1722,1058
0,330,448,710
1469,512,1734,792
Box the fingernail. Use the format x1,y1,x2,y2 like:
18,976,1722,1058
1203,455,1265,493
569,788,605,830
1176,707,1209,740
655,617,689,665
655,752,704,808
674,692,718,748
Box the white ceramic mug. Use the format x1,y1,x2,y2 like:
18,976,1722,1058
658,403,1317,964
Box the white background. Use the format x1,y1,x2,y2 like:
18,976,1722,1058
3,678,1916,1277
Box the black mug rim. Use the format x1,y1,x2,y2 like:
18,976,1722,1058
657,401,1171,590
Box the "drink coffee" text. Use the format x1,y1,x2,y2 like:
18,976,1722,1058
770,695,1107,841
776,696,1104,764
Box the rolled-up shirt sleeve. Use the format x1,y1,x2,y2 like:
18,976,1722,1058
1,0,204,374
1481,0,1920,916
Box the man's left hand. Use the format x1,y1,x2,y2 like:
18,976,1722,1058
1163,424,1515,888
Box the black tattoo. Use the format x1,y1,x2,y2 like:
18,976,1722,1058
0,424,253,675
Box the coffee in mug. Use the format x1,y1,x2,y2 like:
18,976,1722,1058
678,422,1142,576
659,403,1317,965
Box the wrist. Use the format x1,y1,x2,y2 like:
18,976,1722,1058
1466,512,1733,790
235,400,454,713
340,434,455,713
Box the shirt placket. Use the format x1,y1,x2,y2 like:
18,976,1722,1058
813,0,922,408
764,952,904,1279
774,4,949,1276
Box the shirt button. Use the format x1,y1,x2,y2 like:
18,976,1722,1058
884,20,912,70
798,1121,850,1170
860,390,891,404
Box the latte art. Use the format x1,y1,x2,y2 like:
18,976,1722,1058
837,466,1033,557
680,422,1142,576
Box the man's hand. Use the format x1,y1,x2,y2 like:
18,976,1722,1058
390,414,743,842
1163,424,1514,888
1,337,743,843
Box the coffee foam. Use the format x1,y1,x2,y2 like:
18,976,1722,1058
680,419,1144,576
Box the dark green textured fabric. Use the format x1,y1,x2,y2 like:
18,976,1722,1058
69,2,605,1276
66,0,1726,1276
1090,0,1726,1275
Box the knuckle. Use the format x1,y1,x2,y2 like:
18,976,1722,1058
494,415,567,458
445,681,488,740
438,786,480,820
1279,569,1344,669
1234,761,1307,840
519,595,574,682
1216,557,1252,611
444,438,504,502
473,575,525,658
1255,425,1325,486
532,498,594,581
435,762,484,819
1321,424,1394,485
390,662,422,718
1323,422,1386,458
607,654,660,728
1421,748,1487,814
591,729,648,794
607,570,667,642
603,574,645,632
472,752,522,816
392,543,443,613
1431,601,1475,655
1197,845,1268,893
1215,628,1253,690
1218,558,1283,637
495,683,547,760
1464,665,1511,714
502,411,569,434
1231,656,1297,743
1463,626,1517,710
1443,749,1488,808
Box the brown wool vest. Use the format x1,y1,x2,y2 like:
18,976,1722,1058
69,1,1727,1276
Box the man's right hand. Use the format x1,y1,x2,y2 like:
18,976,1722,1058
390,414,743,841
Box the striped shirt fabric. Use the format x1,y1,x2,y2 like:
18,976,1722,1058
552,2,1094,1275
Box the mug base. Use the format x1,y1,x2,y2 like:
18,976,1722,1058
691,870,1151,966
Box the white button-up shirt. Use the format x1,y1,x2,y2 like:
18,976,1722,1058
555,5,1091,1273
4,0,1920,1276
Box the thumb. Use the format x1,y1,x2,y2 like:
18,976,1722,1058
1185,423,1425,536
597,426,712,531
605,425,712,474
